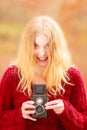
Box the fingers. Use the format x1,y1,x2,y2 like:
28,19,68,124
45,99,62,108
22,110,36,121
22,101,35,110
45,99,64,114
21,99,64,120
21,100,37,121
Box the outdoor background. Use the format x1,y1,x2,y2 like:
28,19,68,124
0,0,87,87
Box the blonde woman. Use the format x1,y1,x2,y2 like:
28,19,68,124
0,16,87,130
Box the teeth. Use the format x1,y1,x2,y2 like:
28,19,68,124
38,57,47,61
40,58,46,60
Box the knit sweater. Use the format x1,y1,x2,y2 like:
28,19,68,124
0,66,87,130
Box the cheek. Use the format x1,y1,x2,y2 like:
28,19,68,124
34,50,37,56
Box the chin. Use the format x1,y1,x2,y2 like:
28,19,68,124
37,62,47,67
39,64,47,67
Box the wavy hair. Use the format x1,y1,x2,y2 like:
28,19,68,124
14,16,73,96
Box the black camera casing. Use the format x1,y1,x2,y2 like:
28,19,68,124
32,84,48,118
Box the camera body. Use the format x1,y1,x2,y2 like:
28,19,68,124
32,84,48,118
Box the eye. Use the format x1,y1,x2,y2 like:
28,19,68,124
45,44,49,49
34,43,38,49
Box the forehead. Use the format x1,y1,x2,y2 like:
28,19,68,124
35,33,49,44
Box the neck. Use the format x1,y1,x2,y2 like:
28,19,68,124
34,64,46,77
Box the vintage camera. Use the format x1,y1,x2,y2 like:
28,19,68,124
32,84,48,118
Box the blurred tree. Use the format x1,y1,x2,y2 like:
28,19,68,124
59,0,87,44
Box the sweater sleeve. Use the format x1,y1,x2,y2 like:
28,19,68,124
58,67,87,129
0,66,32,129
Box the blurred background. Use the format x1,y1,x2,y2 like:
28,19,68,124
0,0,87,87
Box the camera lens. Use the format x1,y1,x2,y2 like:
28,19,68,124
36,105,44,115
36,97,43,104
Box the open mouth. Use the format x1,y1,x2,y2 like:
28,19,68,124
37,57,48,62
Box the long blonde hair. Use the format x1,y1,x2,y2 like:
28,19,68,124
15,16,72,96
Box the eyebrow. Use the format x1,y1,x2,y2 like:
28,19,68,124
34,42,49,44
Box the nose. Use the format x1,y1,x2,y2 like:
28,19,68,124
38,48,46,57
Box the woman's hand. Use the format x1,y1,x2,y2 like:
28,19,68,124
45,99,64,114
21,100,37,121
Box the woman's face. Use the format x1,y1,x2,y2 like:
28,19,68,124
34,33,49,67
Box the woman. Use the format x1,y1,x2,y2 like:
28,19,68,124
0,16,87,130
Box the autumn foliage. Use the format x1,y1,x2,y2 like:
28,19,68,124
0,0,87,86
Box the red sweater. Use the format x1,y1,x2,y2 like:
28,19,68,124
0,66,87,130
